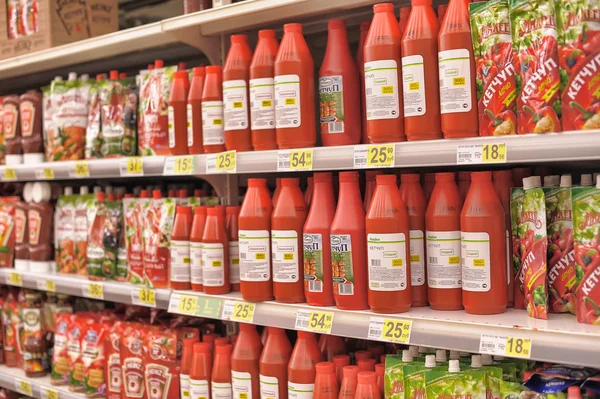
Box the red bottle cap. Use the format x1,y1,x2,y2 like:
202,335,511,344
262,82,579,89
194,189,206,196
259,29,277,39
342,365,359,378
339,171,359,183
375,363,384,377
193,67,206,77
316,362,335,374
193,342,211,354
174,71,189,79
97,192,105,202
313,172,332,183
96,74,105,81
374,3,394,13
376,174,396,185
214,337,230,346
333,355,350,367
284,23,303,33
471,171,492,182
297,331,314,339
177,206,192,215
400,6,412,16
206,65,222,74
178,189,188,198
366,170,383,180
179,62,187,70
380,354,386,364
215,343,232,356
107,193,116,201
155,59,164,68
194,206,207,215
354,350,372,361
357,371,377,383
226,206,240,215
360,21,371,32
357,359,377,372
203,333,216,344
239,323,256,333
268,326,285,335
215,205,226,216
401,173,420,183
248,178,267,187
140,190,150,198
124,194,133,199
412,0,430,6
152,190,162,199
148,64,154,70
281,177,300,187
328,19,346,30
207,207,220,216
110,70,119,80
119,73,128,79
168,189,176,197
231,34,248,44
435,172,455,182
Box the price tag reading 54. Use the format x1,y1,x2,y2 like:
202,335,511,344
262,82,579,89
277,149,313,172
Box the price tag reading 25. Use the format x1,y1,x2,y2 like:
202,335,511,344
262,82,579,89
216,151,236,173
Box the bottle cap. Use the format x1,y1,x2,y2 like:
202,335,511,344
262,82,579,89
360,20,370,32
154,59,164,68
174,70,189,79
95,73,104,81
80,74,90,81
215,343,232,356
342,365,359,379
23,183,34,203
400,5,413,16
357,371,377,384
366,170,382,181
107,193,116,201
339,171,359,183
124,194,133,199
409,346,419,357
194,206,207,215
194,189,206,197
214,337,230,346
177,206,192,215
168,189,176,197
449,360,461,372
471,355,483,368
226,206,240,215
401,173,420,183
207,207,220,216
110,70,119,80
357,359,376,372
64,186,73,196
556,174,571,188
401,350,413,362
206,65,222,74
231,34,248,44
93,186,102,194
202,333,216,344
106,186,113,194
239,323,256,333
281,177,300,187
333,355,350,368
435,349,447,362
471,171,492,182
531,176,542,188
581,174,593,186
152,190,162,199
54,76,63,81
481,354,493,365
313,172,332,183
140,190,150,198
435,172,455,182
328,19,346,30
178,189,188,198
374,3,394,13
376,174,397,185
248,178,267,187
32,182,52,203
449,350,461,360
96,192,105,202
259,29,277,39
119,73,127,79
68,72,77,81
380,354,386,364
284,23,303,33
375,363,384,377
316,362,335,374
297,331,314,339
193,67,205,77
424,355,436,367
193,342,211,354
178,62,187,70
354,350,372,361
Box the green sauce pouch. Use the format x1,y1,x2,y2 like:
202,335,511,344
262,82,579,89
425,368,487,399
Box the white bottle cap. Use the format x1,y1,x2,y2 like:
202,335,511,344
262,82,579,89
493,356,505,361
54,76,63,82
63,186,73,196
522,177,533,189
105,185,113,194
544,175,558,187
93,186,103,194
80,186,89,195
68,72,78,81
471,355,483,368
402,350,413,362
23,183,34,203
449,350,461,361
80,74,90,81
594,173,599,184
481,354,493,365
32,182,52,203
424,355,437,368
435,349,447,363
560,175,572,188
448,360,461,373
582,174,593,187
418,346,429,354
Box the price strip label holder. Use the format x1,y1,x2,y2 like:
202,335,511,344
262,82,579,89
353,144,395,169
120,157,144,176
222,300,255,323
3,168,17,181
479,334,532,359
172,294,199,315
368,317,412,343
132,287,156,307
83,282,104,300
43,387,59,399
15,379,32,396
35,168,55,180
277,149,313,172
8,271,22,286
457,143,507,165
70,161,90,178
205,151,237,174
37,279,56,292
295,309,334,334
164,156,195,175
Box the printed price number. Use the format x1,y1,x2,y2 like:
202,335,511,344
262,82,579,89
307,311,334,334
43,387,59,399
87,282,104,299
16,380,32,396
174,156,194,174
178,295,198,314
138,288,156,306
9,271,22,286
74,161,89,177
4,168,16,180
505,337,532,358
381,319,412,343
125,157,143,175
46,280,56,292
367,145,395,167
216,151,236,172
482,143,507,163
43,168,55,179
290,149,313,170
232,302,255,323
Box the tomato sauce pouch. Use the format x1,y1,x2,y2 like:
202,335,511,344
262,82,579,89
68,314,96,392
7,0,21,39
510,187,527,309
50,79,89,162
20,0,37,36
52,313,72,384
523,365,596,393
55,195,76,273
85,80,103,160
82,322,108,398
105,322,124,399
143,197,175,288
143,328,179,399
120,322,146,399
124,197,144,285
75,194,95,276
99,77,138,158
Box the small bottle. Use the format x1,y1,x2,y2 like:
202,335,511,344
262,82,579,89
214,337,230,347
357,359,376,372
188,67,206,154
212,344,233,399
202,207,230,294
181,337,199,399
339,366,359,399
375,363,384,396
332,355,350,384
171,206,193,290
190,206,207,291
259,327,292,399
202,66,226,153
226,206,241,291
355,371,381,399
169,70,190,155
189,342,212,399
313,362,338,399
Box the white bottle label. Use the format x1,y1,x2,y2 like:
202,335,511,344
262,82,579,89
402,55,426,117
190,241,203,285
426,230,462,288
274,74,301,129
181,374,190,399
212,381,233,399
170,240,190,282
272,230,299,283
250,78,276,131
232,370,252,399
168,105,176,148
223,80,249,131
364,60,400,120
202,242,225,287
190,378,209,399
202,100,225,145
438,49,472,114
410,230,425,286
239,230,270,282
461,232,491,292
259,375,279,399
288,382,314,399
230,241,240,284
187,103,194,146
367,233,407,291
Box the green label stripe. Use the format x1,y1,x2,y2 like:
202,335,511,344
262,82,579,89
240,236,269,239
232,376,252,381
403,63,424,67
203,105,223,108
289,388,314,393
427,238,460,242
223,86,246,90
411,237,424,240
365,67,398,72
275,81,299,85
461,239,490,243
190,382,209,386
440,57,469,62
272,236,297,239
368,240,406,244
259,380,278,386
249,84,274,88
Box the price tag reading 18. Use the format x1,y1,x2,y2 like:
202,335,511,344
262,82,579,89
505,337,532,358
482,143,507,163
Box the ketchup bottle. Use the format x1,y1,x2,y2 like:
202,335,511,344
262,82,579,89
399,174,428,306
318,335,346,361
375,363,385,396
304,176,313,207
226,206,240,292
426,172,463,310
366,174,411,313
272,178,307,303
224,34,253,152
188,67,205,154
202,207,230,294
364,170,382,211
272,178,282,207
458,171,471,201
333,355,350,384
364,3,405,143
259,327,292,399
202,65,226,153
355,371,381,399
288,332,322,398
423,172,435,202
180,337,198,399
303,172,336,306
331,172,368,310
461,171,507,314
356,21,370,144
239,178,274,302
402,0,442,140
231,323,262,399
250,30,279,151
339,365,359,399
274,23,316,149
438,0,478,138
168,71,190,155
492,170,514,308
212,344,232,399
189,342,212,399
399,6,411,34
171,205,193,290
319,19,361,146
190,206,207,292
214,337,230,347
314,362,338,399
358,359,377,372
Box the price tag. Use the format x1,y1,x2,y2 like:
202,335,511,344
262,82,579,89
206,151,237,174
70,161,90,177
367,317,412,344
277,149,313,171
37,280,56,292
42,387,59,399
177,295,198,315
164,156,195,175
479,334,532,359
295,309,334,334
457,143,507,165
36,168,55,180
3,168,17,181
132,287,156,307
8,271,22,286
15,379,32,396
121,157,143,176
83,282,104,299
353,145,395,168
222,300,255,323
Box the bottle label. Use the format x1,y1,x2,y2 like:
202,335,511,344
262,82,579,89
202,101,225,145
28,209,41,245
3,103,17,138
367,233,407,291
426,230,462,288
168,105,176,148
187,104,194,146
170,240,190,282
202,242,225,287
20,101,34,137
410,230,425,286
461,232,491,292
250,78,275,131
180,374,190,399
190,378,209,399
274,74,301,129
223,80,249,131
190,241,203,285
288,382,314,399
438,49,473,114
15,208,26,244
272,230,299,283
364,60,400,121
230,241,240,284
402,55,426,117
232,370,252,399
239,230,270,282
318,75,345,134
259,375,279,399
331,234,355,296
303,233,324,293
212,382,233,399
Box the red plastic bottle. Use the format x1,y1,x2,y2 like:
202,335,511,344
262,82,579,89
171,205,193,290
224,34,253,152
189,342,212,399
214,337,230,347
203,333,216,353
356,21,370,144
402,0,442,140
259,327,292,399
202,65,226,153
250,30,279,151
231,324,262,399
354,350,372,362
331,172,368,310
426,172,463,310
303,172,336,306
423,172,435,202
226,206,240,292
272,178,307,303
319,19,361,146
366,174,412,313
212,344,233,399
169,71,190,155
437,4,448,25
458,171,471,202
355,371,381,399
438,0,478,138
239,178,274,302
190,206,207,291
304,177,313,207
461,171,507,314
202,207,230,294
318,335,346,361
399,173,428,306
357,359,377,372
493,170,514,308
339,366,359,399
313,362,339,399
375,364,385,397
364,3,405,143
399,6,411,34
188,67,205,154
363,170,382,211
180,337,199,399
332,355,350,384
274,23,316,149
288,331,323,398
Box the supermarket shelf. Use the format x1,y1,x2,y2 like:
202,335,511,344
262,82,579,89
0,364,82,398
169,291,600,368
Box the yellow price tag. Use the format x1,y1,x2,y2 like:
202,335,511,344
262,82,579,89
126,157,143,175
9,271,22,286
307,311,334,334
4,168,16,180
17,380,32,396
178,295,198,315
505,337,532,358
44,387,59,399
88,282,103,299
482,143,507,163
174,156,194,174
43,168,55,179
74,161,89,177
380,319,412,343
216,151,236,172
232,302,255,323
367,144,395,167
289,149,313,170
46,280,56,292
139,288,156,306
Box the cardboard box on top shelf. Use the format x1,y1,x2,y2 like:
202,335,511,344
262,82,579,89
0,0,118,61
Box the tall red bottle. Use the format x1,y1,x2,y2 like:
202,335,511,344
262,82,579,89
226,206,240,291
171,205,193,290
188,67,205,154
288,332,323,398
313,362,338,399
339,366,359,399
202,207,230,294
363,170,382,211
169,71,190,155
231,324,262,399
333,355,350,384
356,21,370,144
259,327,292,399
189,342,212,399
190,206,207,291
212,344,232,399
493,170,514,308
202,65,226,153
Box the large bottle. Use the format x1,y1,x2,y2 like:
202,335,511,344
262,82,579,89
189,342,212,399
190,206,207,292
188,67,205,154
202,207,230,295
426,172,463,310
226,206,240,292
303,172,336,306
333,355,350,384
355,371,381,399
438,0,478,138
461,171,507,314
364,3,405,143
339,365,359,399
363,170,382,211
402,0,442,140
356,21,370,144
318,335,346,361
169,71,190,155
231,324,262,399
171,205,193,290
180,337,198,399
319,19,361,146
492,170,514,308
250,30,279,151
202,65,226,153
224,34,253,152
330,172,368,310
366,174,412,313
272,178,307,303
239,178,273,302
399,6,411,34
274,23,316,149
288,332,323,398
212,344,232,399
259,327,292,399
313,362,338,399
